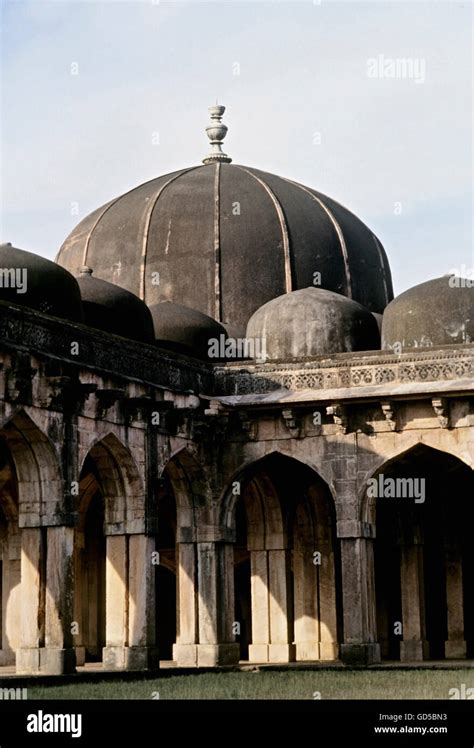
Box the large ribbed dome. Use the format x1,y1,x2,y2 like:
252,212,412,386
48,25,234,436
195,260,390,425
56,108,393,331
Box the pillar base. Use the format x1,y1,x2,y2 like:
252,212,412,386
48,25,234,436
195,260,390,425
319,641,339,661
196,643,240,667
74,647,86,667
268,643,295,663
171,643,240,668
400,640,429,662
445,640,467,659
248,644,269,663
0,649,16,666
248,643,295,663
340,643,380,667
16,647,76,675
102,646,160,671
173,643,198,667
295,642,320,661
294,642,338,661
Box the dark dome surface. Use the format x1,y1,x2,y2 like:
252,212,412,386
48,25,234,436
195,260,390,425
0,242,83,322
77,267,155,343
149,300,227,360
247,287,381,361
56,163,393,330
382,276,474,349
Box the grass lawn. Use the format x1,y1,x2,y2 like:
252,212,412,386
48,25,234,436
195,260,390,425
27,668,474,700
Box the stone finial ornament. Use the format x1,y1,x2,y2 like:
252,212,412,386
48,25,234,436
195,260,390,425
202,104,232,164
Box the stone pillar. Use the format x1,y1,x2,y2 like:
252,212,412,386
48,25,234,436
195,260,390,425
268,549,294,662
339,521,380,666
43,526,76,673
195,540,239,666
248,550,270,663
173,542,198,666
400,534,428,661
103,533,159,671
73,533,85,666
293,547,319,661
103,534,128,669
128,534,159,669
444,542,466,658
16,528,44,674
1,531,21,665
318,537,339,660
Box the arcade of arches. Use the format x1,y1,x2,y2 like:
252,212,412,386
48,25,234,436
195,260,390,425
0,415,472,673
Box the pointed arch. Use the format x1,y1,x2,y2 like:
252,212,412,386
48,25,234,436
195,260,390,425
80,431,144,528
368,443,474,661
161,446,212,531
219,450,337,533
360,443,474,525
222,450,340,663
0,409,62,518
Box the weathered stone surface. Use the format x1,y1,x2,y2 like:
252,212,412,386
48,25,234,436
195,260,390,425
0,302,473,675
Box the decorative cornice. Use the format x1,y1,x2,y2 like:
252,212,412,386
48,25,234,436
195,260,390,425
0,302,473,409
0,301,213,396
214,346,474,396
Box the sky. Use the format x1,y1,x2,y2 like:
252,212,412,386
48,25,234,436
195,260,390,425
1,0,472,295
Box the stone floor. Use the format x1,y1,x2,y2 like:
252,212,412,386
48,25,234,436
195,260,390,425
0,659,473,682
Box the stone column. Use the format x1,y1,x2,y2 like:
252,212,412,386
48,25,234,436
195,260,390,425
195,539,239,666
248,550,270,663
318,540,339,660
293,547,319,661
444,542,466,658
316,521,339,660
268,549,294,662
43,526,76,673
72,533,86,666
1,529,21,665
400,533,428,661
173,542,198,666
338,521,380,666
127,534,159,669
16,528,45,674
103,534,128,669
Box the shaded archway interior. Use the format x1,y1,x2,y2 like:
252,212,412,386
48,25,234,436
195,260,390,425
373,445,474,661
75,456,106,664
155,471,177,661
233,453,342,663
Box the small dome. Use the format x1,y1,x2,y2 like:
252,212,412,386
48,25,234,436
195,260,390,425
0,243,83,322
149,301,227,360
246,287,380,362
382,276,474,349
77,267,154,343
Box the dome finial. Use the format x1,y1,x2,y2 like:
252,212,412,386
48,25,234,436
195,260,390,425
203,104,232,165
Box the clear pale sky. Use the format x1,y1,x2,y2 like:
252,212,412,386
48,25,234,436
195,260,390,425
1,0,472,295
